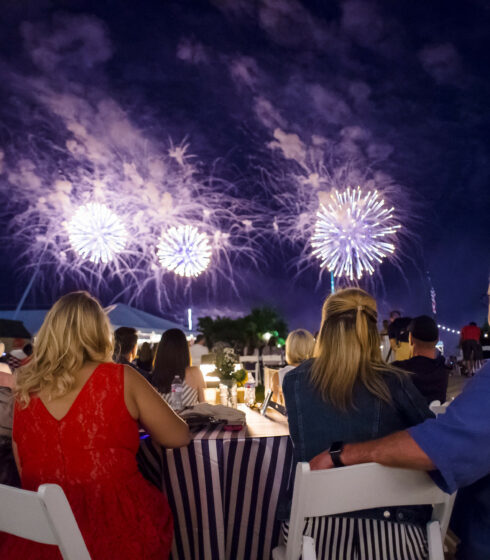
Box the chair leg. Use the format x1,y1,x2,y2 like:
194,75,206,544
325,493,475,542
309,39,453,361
303,536,317,560
427,521,444,560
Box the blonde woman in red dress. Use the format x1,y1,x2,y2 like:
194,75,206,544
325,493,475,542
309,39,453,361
0,291,190,559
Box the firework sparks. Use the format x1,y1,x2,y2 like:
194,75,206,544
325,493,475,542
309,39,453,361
66,202,127,264
1,80,264,306
0,15,267,310
311,187,401,280
260,127,413,286
157,225,212,277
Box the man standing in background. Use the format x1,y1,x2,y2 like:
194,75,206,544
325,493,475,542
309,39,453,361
190,334,208,366
460,321,482,375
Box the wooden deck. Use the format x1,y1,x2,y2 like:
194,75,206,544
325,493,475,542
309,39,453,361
446,374,468,401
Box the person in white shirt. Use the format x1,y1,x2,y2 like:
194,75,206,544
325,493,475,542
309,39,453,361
278,329,315,386
190,334,209,366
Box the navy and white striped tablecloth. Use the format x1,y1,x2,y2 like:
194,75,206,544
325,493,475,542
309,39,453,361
137,424,294,560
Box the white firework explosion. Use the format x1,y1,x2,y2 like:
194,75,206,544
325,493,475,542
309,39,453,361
0,73,269,306
311,187,401,280
157,225,212,277
66,202,127,264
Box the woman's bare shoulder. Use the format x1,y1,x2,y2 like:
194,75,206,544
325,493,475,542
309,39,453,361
186,365,202,378
185,366,205,386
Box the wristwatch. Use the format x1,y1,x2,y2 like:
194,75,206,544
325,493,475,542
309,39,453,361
329,441,345,467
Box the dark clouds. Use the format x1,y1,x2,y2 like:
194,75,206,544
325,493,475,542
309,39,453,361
21,13,113,72
418,43,462,84
0,0,489,329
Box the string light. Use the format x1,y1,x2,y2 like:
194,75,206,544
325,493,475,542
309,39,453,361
437,324,460,335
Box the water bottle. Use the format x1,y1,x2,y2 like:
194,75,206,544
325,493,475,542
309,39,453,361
244,380,256,407
170,375,184,411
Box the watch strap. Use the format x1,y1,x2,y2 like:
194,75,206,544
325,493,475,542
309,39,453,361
329,441,345,468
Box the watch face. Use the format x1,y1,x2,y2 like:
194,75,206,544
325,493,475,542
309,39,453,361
330,441,343,454
329,442,344,467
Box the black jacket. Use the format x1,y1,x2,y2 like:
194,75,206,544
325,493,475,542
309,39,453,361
393,355,450,404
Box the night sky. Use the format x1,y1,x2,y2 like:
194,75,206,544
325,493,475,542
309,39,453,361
0,0,489,337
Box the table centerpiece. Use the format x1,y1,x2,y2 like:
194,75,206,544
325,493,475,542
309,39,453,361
215,348,247,408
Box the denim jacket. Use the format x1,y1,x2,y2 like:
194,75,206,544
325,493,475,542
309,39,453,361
280,359,434,524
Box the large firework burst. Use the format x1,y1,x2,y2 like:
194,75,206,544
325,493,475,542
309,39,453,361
66,203,127,264
311,187,401,280
262,133,410,284
157,225,212,277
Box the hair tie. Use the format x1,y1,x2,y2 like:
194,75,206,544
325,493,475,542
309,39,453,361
357,305,363,311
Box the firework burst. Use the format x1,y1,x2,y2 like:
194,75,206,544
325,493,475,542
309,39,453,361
66,203,127,264
311,187,401,280
0,83,265,306
262,132,411,284
157,225,212,277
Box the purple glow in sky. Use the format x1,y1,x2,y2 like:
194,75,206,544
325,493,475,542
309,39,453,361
0,1,488,329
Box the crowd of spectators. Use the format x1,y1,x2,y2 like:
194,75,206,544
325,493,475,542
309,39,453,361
0,287,488,559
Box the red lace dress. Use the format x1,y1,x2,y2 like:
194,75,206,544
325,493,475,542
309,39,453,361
0,363,173,559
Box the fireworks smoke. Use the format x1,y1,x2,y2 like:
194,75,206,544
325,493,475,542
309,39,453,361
0,15,263,308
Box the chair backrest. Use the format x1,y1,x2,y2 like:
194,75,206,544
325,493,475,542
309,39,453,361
262,355,283,365
263,367,279,392
240,355,259,363
266,368,286,406
239,356,260,379
0,483,91,559
286,462,455,560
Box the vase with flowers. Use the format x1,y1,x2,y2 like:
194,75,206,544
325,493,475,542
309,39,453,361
215,348,247,408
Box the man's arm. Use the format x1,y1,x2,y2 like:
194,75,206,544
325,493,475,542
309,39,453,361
310,430,436,471
313,361,490,494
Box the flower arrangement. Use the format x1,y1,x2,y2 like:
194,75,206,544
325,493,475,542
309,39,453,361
214,348,247,386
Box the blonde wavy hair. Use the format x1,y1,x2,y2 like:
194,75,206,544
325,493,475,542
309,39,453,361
285,329,315,365
16,291,113,407
311,287,402,410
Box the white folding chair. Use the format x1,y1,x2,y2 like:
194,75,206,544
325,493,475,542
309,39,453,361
240,355,260,381
272,462,456,560
0,483,91,559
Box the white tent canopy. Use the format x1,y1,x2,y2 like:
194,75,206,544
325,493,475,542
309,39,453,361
0,303,192,343
105,304,193,342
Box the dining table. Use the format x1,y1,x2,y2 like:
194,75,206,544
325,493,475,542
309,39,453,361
137,404,294,560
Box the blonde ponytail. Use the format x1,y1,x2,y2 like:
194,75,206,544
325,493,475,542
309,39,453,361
311,288,400,410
